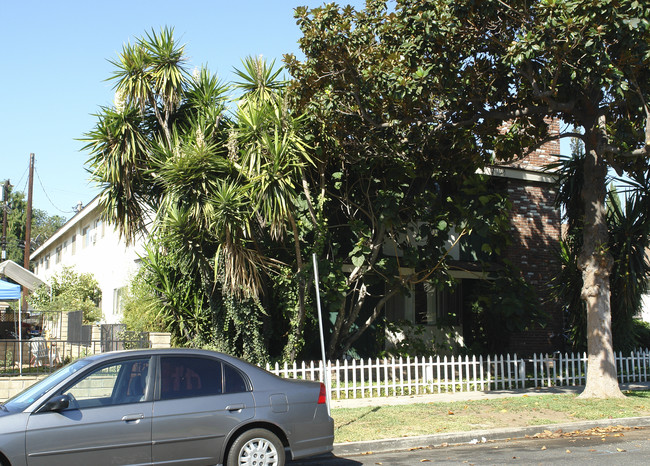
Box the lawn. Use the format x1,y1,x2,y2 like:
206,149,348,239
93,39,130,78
332,390,650,443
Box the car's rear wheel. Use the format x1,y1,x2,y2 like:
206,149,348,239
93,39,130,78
227,428,285,466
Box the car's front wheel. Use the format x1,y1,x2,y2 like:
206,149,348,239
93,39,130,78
227,428,285,466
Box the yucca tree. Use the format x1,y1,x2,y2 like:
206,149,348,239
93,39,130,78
229,56,318,360
84,27,229,243
150,58,316,358
110,27,188,148
84,28,232,345
85,32,317,358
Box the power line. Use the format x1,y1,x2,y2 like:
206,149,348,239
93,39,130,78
15,167,29,197
33,165,75,215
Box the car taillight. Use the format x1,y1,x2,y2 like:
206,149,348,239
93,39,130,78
318,383,327,404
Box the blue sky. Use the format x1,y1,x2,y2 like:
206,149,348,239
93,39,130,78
1,0,364,218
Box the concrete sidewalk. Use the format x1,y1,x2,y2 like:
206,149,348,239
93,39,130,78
331,382,650,457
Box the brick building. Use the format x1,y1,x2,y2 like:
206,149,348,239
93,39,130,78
386,122,563,356
488,121,563,353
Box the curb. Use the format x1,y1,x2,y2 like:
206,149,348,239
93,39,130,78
333,416,650,457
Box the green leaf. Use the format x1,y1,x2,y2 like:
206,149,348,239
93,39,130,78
351,255,365,267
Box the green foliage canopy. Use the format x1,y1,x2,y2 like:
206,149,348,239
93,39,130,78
31,266,102,324
1,185,65,265
284,1,546,358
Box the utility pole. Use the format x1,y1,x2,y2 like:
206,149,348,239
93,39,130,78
22,153,34,312
1,179,9,261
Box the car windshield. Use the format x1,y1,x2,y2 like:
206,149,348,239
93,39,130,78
1,360,92,413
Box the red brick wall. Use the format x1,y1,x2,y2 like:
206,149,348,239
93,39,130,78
506,119,561,171
502,120,563,354
505,179,563,354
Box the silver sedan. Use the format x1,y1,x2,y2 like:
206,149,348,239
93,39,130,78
0,348,334,466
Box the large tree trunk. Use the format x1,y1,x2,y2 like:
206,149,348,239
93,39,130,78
577,126,624,399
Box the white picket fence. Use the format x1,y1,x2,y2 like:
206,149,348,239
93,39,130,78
266,349,650,399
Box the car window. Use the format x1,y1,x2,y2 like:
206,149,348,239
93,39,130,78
3,359,91,413
63,358,150,409
159,356,222,400
223,363,248,393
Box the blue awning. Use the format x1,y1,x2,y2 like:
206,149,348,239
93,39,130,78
0,279,21,300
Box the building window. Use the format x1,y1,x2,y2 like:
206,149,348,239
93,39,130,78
55,246,62,264
71,235,76,255
113,287,126,316
83,226,91,248
44,254,50,270
387,281,463,326
416,282,463,326
95,219,104,239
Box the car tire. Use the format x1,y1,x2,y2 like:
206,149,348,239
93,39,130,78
226,428,285,466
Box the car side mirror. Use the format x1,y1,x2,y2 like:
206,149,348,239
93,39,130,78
41,394,70,412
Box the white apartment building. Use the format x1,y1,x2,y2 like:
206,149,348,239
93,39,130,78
31,196,147,324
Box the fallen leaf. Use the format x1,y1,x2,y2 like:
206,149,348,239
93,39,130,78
420,460,431,462
566,450,572,454
541,446,547,450
617,448,626,452
448,410,454,415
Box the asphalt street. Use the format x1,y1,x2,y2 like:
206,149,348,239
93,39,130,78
291,426,650,465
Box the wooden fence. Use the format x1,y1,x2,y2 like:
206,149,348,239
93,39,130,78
266,349,650,399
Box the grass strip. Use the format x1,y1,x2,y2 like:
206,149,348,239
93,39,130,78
332,390,650,443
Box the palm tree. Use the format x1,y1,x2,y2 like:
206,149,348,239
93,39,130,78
553,137,650,352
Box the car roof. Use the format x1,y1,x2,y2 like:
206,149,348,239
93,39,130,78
82,348,247,364
79,348,272,379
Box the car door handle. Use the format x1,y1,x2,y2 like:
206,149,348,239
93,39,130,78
226,404,245,412
122,413,145,422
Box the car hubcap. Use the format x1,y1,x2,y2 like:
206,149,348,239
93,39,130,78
238,437,279,466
